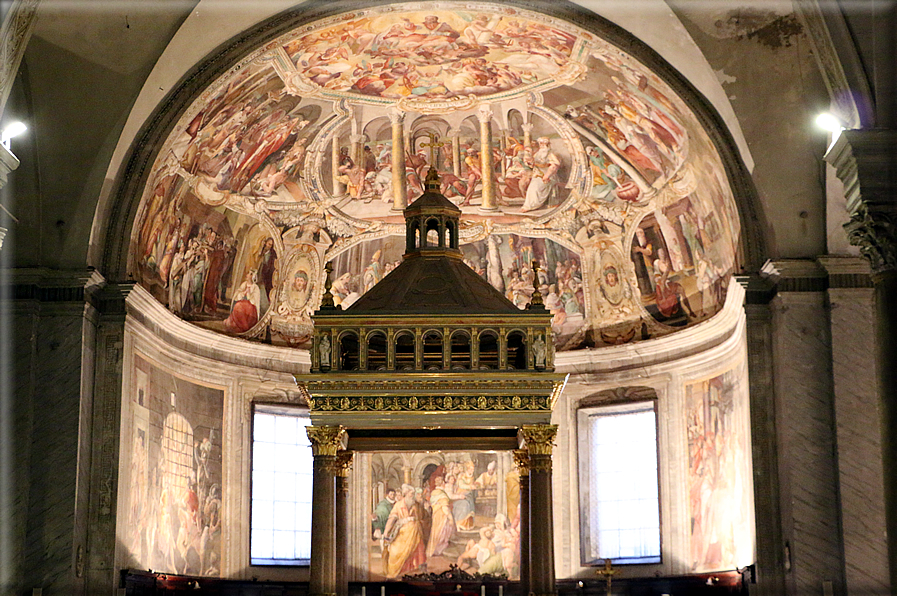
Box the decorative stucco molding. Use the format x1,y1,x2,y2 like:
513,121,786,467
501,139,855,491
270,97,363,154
0,0,39,117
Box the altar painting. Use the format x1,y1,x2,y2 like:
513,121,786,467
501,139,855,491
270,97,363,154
125,353,224,577
369,452,519,581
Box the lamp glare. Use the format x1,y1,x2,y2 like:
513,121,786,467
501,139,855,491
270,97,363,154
1,121,27,145
815,113,843,133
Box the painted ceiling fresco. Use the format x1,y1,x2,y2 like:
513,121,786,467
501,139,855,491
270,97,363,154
130,2,739,351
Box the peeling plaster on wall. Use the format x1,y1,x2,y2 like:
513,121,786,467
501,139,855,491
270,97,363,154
714,68,737,86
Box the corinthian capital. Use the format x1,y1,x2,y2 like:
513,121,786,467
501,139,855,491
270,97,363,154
476,104,494,123
388,107,405,125
844,204,897,276
335,450,354,477
306,425,347,457
519,424,558,456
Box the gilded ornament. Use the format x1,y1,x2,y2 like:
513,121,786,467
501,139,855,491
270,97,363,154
306,425,346,456
520,424,558,456
335,450,354,477
512,449,530,476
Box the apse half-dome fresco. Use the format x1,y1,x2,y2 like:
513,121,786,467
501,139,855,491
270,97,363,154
131,2,739,351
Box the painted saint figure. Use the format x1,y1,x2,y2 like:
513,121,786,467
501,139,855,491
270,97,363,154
521,137,560,212
224,269,260,333
382,485,426,579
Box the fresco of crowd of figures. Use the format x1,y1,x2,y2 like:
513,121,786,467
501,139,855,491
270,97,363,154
132,3,739,350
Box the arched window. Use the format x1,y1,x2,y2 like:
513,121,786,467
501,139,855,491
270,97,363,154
395,332,415,370
478,330,499,369
507,330,527,370
422,330,443,370
450,330,471,370
446,220,456,249
367,331,387,371
425,217,440,247
338,331,359,371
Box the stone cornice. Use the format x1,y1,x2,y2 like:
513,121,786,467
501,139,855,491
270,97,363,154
792,0,873,128
817,255,873,288
825,130,897,214
5,267,106,303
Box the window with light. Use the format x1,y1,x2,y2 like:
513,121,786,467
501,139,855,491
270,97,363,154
250,406,313,565
578,401,661,565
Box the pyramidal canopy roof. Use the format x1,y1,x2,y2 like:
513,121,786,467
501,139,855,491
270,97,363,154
344,254,524,316
403,188,462,215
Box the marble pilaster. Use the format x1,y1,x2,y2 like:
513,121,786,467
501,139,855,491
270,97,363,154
735,273,786,596
819,256,889,594
764,260,844,596
826,129,897,592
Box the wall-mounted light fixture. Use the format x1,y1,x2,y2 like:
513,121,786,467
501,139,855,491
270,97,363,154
1,121,27,149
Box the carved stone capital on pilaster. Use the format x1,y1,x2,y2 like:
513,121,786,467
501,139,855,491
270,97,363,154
335,450,354,478
519,424,558,456
512,449,530,477
306,425,347,457
844,204,897,277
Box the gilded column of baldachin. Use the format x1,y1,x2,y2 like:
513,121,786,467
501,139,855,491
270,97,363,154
514,449,531,596
306,426,346,596
335,450,353,595
520,425,557,596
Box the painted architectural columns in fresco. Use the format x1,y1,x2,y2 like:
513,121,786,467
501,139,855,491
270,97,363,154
520,424,558,596
306,425,347,596
827,128,897,590
477,105,497,212
450,129,462,178
390,108,407,212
